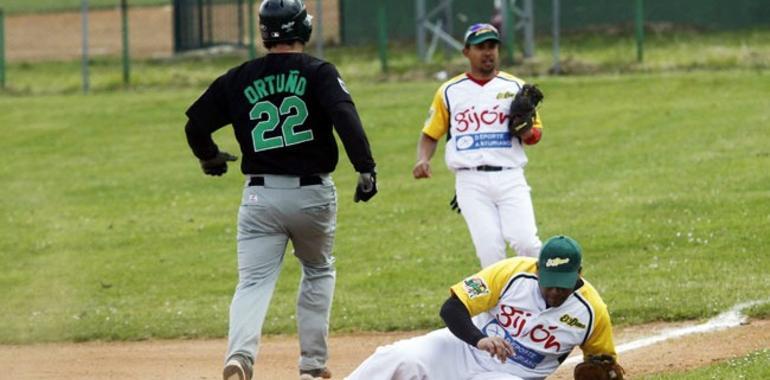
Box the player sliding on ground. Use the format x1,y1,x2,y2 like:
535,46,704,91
346,236,625,380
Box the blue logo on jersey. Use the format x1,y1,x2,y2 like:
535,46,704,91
455,132,512,151
482,319,545,369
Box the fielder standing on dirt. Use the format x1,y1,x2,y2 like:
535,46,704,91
183,1,377,379
412,23,543,267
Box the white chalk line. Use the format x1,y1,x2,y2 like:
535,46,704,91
561,298,770,366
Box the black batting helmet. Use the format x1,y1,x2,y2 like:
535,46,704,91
259,0,313,44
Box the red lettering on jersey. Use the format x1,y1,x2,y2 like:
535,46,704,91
453,105,510,132
455,109,470,132
496,305,533,337
529,324,562,351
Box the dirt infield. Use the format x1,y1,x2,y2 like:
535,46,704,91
1,319,768,379
6,6,173,61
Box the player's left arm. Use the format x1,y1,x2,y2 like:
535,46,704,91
580,300,618,360
521,112,542,145
314,63,376,174
575,303,625,380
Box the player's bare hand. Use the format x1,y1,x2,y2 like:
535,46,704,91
519,128,534,141
412,160,432,179
477,336,513,363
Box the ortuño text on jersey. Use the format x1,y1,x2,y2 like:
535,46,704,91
243,70,307,104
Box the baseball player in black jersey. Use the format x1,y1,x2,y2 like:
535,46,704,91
184,1,377,379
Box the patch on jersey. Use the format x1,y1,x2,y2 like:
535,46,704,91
559,314,586,329
545,257,570,267
509,339,546,368
496,91,516,99
481,319,545,369
462,276,489,299
455,132,513,151
248,194,259,203
337,77,350,94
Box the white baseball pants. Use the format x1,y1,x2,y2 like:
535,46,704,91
455,168,542,267
345,328,525,380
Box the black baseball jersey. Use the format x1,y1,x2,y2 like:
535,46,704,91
186,53,375,175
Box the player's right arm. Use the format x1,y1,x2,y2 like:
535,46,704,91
412,133,438,179
413,85,450,179
441,259,536,360
440,295,512,363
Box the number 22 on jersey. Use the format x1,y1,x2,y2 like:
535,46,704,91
250,96,313,152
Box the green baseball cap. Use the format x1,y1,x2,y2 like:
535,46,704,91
538,236,583,289
464,23,501,46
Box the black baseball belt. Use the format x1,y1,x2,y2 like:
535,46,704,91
457,165,511,172
248,176,323,187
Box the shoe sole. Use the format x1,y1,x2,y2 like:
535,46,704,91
299,371,331,380
299,375,325,380
223,360,246,380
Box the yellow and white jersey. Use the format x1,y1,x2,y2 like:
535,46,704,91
423,72,542,170
450,257,617,379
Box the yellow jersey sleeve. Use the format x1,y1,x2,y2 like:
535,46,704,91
578,285,619,360
421,84,450,140
533,111,543,130
450,257,538,316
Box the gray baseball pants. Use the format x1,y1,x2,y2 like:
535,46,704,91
226,174,337,372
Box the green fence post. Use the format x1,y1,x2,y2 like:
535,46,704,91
377,1,388,73
121,0,130,86
82,0,90,94
248,0,256,59
635,0,644,63
0,8,5,90
501,0,514,65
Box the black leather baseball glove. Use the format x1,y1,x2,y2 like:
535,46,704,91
508,84,544,138
574,354,625,380
200,150,238,176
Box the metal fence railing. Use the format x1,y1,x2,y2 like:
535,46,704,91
173,0,246,53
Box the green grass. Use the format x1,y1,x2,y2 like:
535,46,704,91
3,28,770,95
541,27,770,74
1,0,169,15
1,68,768,344
641,349,770,379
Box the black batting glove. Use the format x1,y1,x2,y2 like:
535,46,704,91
354,172,377,203
449,193,461,214
200,150,238,176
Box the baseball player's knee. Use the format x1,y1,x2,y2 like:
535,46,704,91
510,237,541,258
392,360,429,379
478,250,506,268
469,372,524,380
471,231,506,253
300,260,336,278
358,345,428,376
